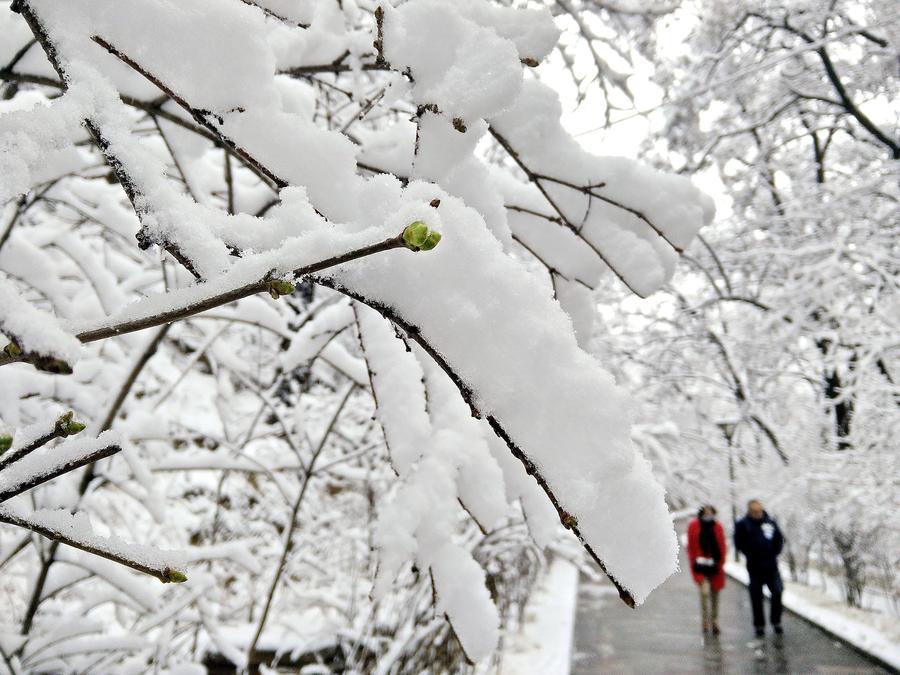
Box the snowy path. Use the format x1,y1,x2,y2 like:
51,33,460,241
572,522,891,674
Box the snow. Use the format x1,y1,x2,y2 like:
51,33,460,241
317,340,369,386
356,302,515,660
383,0,526,122
0,274,82,364
430,542,500,662
492,80,715,296
0,429,121,499
493,557,579,675
0,0,726,668
0,502,186,572
355,302,430,475
68,222,391,340
451,0,559,63
330,182,680,604
419,352,508,532
219,107,362,222
32,0,278,112
1,410,66,461
0,89,89,206
282,300,355,372
725,562,900,671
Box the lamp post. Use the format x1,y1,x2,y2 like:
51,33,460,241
716,419,739,561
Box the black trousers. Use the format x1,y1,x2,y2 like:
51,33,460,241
748,568,783,628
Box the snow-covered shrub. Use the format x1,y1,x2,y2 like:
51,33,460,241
0,0,713,669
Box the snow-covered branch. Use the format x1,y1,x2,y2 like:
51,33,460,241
0,506,187,584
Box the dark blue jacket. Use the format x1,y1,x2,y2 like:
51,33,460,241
734,512,784,574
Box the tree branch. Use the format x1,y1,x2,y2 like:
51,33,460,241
0,507,186,584
0,444,121,503
91,35,286,190
0,411,86,472
11,1,205,277
0,234,409,369
315,277,638,607
246,383,358,663
491,126,675,298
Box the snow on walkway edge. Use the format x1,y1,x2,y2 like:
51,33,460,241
492,557,579,675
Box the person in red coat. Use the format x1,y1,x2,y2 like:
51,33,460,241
687,504,727,634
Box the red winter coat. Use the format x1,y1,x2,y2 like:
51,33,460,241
687,517,727,591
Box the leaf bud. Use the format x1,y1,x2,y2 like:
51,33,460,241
267,279,295,299
402,221,429,248
419,231,441,251
561,512,578,530
57,411,86,436
164,568,188,583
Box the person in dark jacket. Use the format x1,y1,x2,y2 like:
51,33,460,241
734,499,785,637
687,504,727,634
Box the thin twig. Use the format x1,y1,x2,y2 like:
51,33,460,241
0,235,408,371
18,324,171,637
75,234,406,344
0,507,184,583
246,383,358,663
92,35,286,190
490,127,647,298
0,413,85,472
0,445,121,503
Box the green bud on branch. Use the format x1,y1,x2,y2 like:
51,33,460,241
561,512,578,530
56,411,86,437
164,568,188,583
267,279,295,299
4,341,73,374
403,221,428,248
402,221,442,252
419,231,441,251
0,435,12,454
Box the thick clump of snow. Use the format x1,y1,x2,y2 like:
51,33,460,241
451,0,559,63
330,181,680,604
35,0,279,112
493,80,715,297
384,0,529,123
0,88,91,205
357,303,510,661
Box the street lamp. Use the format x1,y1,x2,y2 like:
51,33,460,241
716,419,740,561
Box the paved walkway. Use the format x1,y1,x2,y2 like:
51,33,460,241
572,525,889,674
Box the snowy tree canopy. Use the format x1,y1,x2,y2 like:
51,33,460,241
594,0,898,626
0,0,714,669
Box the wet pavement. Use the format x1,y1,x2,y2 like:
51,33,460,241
572,524,890,674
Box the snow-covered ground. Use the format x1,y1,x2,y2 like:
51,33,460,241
725,561,900,671
492,557,579,675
